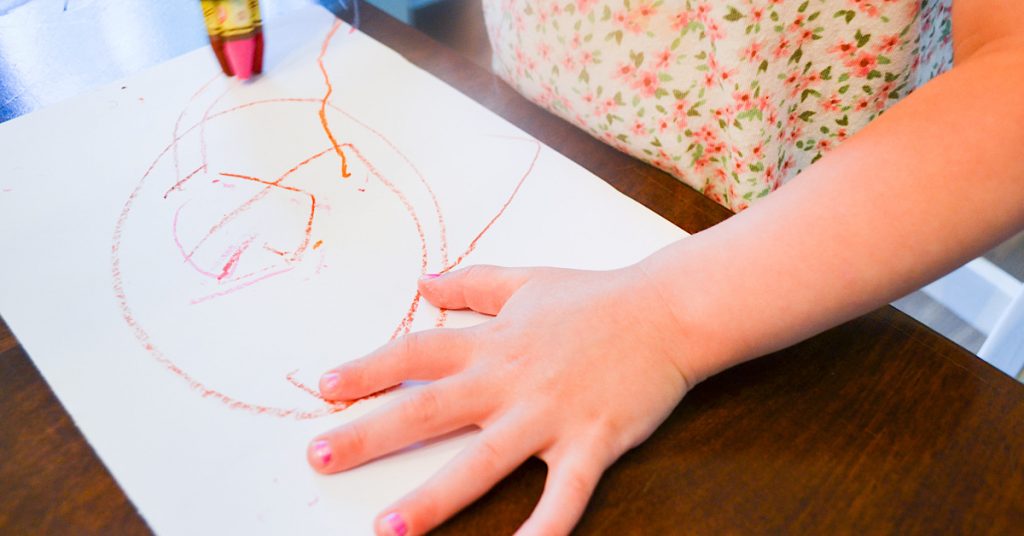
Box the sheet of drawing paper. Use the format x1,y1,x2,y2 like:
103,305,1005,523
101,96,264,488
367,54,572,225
0,5,687,535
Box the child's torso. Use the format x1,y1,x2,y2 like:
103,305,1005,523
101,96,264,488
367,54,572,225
483,0,953,211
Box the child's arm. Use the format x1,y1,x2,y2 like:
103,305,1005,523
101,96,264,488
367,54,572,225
309,2,1024,535
646,1,1024,383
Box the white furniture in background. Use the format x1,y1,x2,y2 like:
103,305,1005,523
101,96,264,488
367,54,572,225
923,257,1024,377
979,288,1024,377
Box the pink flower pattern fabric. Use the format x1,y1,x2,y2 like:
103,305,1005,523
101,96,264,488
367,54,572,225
483,0,952,211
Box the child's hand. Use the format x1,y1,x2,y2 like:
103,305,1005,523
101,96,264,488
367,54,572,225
308,264,705,536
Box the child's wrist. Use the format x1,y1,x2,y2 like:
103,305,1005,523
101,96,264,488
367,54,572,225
632,242,750,387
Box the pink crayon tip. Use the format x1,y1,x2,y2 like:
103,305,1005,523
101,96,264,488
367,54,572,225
224,37,256,80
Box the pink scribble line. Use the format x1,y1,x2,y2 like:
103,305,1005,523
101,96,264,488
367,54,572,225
200,86,233,171
217,237,253,281
190,267,294,305
171,75,218,188
185,147,334,262
314,249,328,276
163,165,205,199
114,55,536,418
173,203,256,282
228,265,281,284
172,204,222,280
173,203,274,285
218,171,318,261
174,99,442,276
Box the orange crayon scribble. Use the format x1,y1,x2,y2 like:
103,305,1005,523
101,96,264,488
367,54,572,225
443,138,541,273
219,172,318,260
344,143,429,274
318,20,351,179
115,23,539,420
328,103,449,267
285,369,332,400
184,146,335,264
434,308,449,328
286,369,395,410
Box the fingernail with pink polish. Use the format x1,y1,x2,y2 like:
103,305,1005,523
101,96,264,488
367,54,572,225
321,371,340,392
311,440,332,467
420,273,440,281
382,512,408,536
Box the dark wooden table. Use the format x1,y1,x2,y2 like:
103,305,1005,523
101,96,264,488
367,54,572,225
2,2,1022,534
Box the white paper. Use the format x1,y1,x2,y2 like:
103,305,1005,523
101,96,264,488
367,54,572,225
0,5,686,534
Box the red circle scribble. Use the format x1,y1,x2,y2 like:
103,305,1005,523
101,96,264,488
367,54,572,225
111,21,540,419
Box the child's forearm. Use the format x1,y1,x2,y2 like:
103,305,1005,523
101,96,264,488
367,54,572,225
641,35,1024,384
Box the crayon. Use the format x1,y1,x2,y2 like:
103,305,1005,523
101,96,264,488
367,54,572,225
200,0,264,80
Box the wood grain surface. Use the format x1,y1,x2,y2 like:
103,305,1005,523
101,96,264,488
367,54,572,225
1,4,1021,535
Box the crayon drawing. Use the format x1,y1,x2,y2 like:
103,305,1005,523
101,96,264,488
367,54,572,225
110,20,540,419
0,6,685,533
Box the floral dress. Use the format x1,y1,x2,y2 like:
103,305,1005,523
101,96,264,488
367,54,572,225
482,0,953,211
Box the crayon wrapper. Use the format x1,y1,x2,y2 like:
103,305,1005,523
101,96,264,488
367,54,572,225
201,0,262,39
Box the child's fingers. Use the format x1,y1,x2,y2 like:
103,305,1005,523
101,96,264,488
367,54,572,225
373,415,542,536
515,447,606,536
320,328,475,401
418,265,536,315
308,379,485,474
